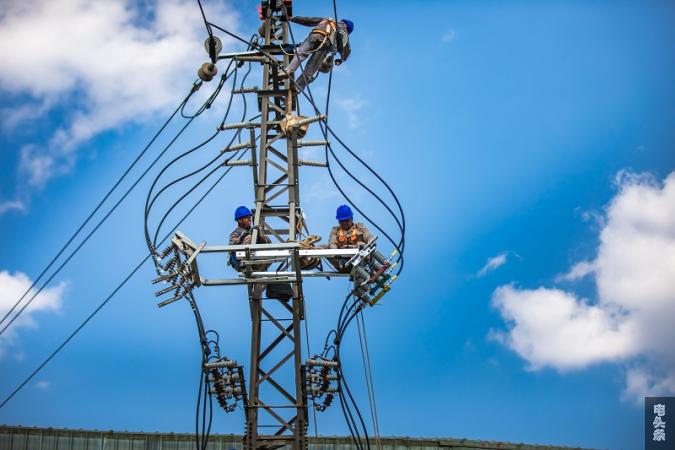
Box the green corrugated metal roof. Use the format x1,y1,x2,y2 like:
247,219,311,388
0,426,598,450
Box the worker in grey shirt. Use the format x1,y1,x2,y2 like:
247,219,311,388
229,206,272,246
328,212,373,250
327,204,373,272
281,16,354,91
229,206,271,271
229,206,289,299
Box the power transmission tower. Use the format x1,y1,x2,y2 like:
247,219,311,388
151,2,397,450
245,3,307,449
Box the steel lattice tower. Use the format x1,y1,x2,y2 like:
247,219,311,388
246,3,306,450
152,2,391,450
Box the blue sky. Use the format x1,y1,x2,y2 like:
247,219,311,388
1,1,675,450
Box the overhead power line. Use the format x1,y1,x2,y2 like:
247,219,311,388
0,84,200,332
0,79,229,338
0,161,240,409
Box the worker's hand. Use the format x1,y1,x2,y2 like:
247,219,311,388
335,59,342,66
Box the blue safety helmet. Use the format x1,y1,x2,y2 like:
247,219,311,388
234,205,252,220
336,204,353,221
341,19,354,34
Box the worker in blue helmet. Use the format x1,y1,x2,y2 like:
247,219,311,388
279,15,354,91
229,205,271,271
229,206,270,246
327,204,373,272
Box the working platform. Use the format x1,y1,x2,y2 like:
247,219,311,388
161,230,357,286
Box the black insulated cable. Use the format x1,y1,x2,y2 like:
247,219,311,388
0,82,229,337
0,83,201,332
0,154,242,409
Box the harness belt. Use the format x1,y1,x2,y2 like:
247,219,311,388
338,228,358,246
312,19,337,38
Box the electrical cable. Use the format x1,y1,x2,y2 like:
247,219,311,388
357,312,382,450
197,0,216,64
302,302,320,439
0,82,202,332
195,359,205,450
142,48,255,445
144,44,256,261
0,152,242,409
147,60,239,220
335,307,371,450
146,65,255,252
0,74,231,337
147,134,253,448
0,115,201,337
145,61,252,247
318,288,369,450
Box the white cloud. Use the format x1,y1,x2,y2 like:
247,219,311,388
1,100,53,133
491,171,675,401
0,270,67,358
35,380,51,390
0,199,26,214
491,285,638,371
303,177,341,204
576,207,605,228
441,30,456,44
19,144,57,188
0,0,240,209
338,97,366,129
477,252,508,277
555,260,595,282
623,368,675,402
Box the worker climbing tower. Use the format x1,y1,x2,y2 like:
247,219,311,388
148,2,400,450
